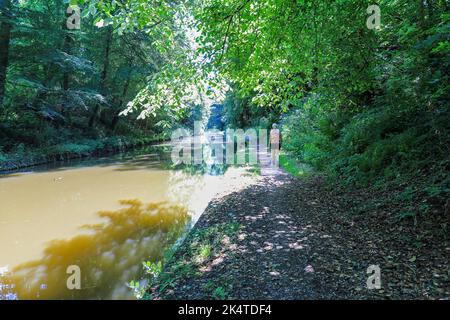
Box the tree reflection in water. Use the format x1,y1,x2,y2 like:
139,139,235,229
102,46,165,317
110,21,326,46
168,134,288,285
0,200,189,300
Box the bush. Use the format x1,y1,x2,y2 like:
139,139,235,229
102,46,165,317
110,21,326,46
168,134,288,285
282,96,449,186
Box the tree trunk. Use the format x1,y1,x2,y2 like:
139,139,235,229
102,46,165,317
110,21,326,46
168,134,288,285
89,26,113,128
62,31,71,91
101,26,113,92
418,0,427,30
111,71,131,132
61,13,72,123
0,0,12,107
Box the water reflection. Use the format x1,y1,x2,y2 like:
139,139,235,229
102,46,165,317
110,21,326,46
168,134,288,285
0,144,174,175
0,200,189,300
0,141,261,300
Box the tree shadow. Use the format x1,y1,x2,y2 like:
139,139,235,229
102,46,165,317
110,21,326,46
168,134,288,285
159,174,339,299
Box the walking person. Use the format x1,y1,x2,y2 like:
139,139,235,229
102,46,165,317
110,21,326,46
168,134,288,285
270,123,281,167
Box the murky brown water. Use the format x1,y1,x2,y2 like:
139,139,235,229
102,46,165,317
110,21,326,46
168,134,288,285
0,146,258,299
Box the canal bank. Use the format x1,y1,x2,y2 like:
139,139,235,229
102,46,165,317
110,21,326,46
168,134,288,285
0,134,166,173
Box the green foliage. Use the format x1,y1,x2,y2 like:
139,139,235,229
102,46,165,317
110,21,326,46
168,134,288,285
279,154,312,178
0,0,198,164
211,286,227,300
2,0,448,208
147,222,241,299
193,0,449,193
222,88,282,129
196,244,212,262
282,95,449,186
143,260,163,280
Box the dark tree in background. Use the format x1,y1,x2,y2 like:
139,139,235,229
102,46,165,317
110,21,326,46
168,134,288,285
0,0,12,107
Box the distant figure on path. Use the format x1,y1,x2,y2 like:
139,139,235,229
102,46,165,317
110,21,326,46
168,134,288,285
270,123,281,167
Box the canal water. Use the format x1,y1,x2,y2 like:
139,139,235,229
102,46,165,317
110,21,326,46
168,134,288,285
0,143,258,299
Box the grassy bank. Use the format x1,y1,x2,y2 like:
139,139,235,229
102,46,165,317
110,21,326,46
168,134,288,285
142,222,242,300
0,134,167,172
279,153,313,178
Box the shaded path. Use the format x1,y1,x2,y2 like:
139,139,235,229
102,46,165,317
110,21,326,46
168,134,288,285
152,170,449,300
